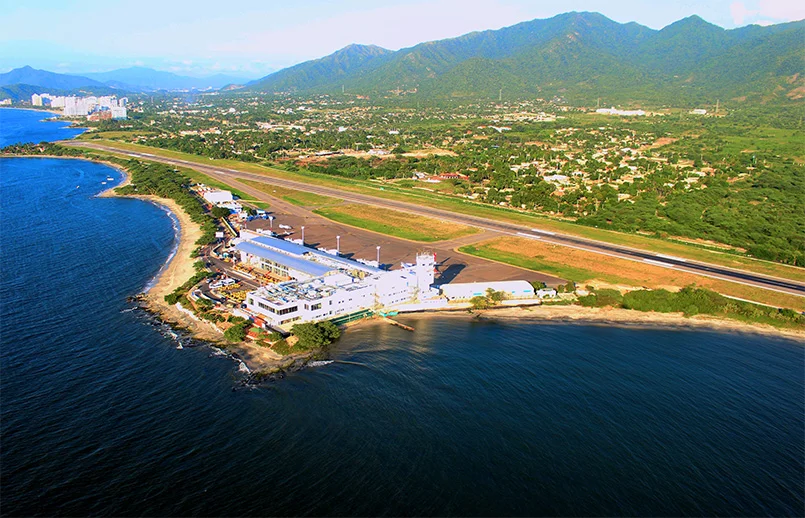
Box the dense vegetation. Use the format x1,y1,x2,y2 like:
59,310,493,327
470,289,508,309
291,321,341,350
1,141,85,156
224,317,251,342
578,286,805,329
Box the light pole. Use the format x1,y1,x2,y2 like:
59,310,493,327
376,245,381,265
336,235,341,255
301,225,305,243
268,215,274,229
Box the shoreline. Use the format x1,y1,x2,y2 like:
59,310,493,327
0,106,63,116
388,305,805,342
9,153,802,378
4,153,289,373
96,164,288,372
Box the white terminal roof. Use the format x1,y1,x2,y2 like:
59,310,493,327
242,235,383,274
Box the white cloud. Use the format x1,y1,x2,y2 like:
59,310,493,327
758,0,805,21
730,2,756,25
730,0,803,26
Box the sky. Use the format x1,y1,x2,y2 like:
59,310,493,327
1,0,802,79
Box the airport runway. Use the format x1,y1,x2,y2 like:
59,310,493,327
75,142,805,298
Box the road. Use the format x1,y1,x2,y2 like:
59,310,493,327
75,142,805,298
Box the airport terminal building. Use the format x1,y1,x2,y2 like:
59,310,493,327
234,232,438,328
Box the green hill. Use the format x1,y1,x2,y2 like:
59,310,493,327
247,12,805,105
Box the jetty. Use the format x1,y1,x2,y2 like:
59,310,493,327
382,317,415,332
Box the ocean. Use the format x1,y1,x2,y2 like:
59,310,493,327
1,108,803,516
0,108,86,147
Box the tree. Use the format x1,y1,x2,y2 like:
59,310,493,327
291,321,341,350
224,323,247,342
470,296,491,310
486,288,506,303
211,206,231,219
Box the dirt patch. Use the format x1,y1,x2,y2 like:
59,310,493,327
641,137,678,150
473,236,805,311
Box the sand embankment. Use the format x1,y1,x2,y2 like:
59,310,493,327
393,304,805,341
100,171,284,369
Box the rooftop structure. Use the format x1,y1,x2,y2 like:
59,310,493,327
237,233,438,328
235,241,334,279
202,189,234,204
595,107,646,117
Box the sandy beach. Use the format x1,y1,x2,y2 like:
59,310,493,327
390,304,805,342
0,106,66,117
98,169,285,369
99,185,223,334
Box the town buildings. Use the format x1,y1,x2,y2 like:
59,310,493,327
31,93,127,119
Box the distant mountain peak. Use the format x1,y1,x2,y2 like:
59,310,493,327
334,43,392,56
662,14,724,32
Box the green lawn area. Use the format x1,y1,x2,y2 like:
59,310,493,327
459,243,629,284
78,130,158,140
721,127,805,163
315,204,478,242
241,179,341,207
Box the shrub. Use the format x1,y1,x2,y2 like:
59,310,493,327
224,323,247,342
470,296,491,310
272,339,292,356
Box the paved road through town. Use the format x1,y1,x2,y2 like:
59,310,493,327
74,142,805,298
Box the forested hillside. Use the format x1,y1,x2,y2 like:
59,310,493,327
248,12,805,105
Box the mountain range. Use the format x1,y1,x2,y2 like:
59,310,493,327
81,67,250,91
247,12,805,104
0,66,252,98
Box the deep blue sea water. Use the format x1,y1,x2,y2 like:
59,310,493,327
0,108,86,147
1,109,804,516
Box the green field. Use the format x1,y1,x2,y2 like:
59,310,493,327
241,180,341,207
314,204,478,242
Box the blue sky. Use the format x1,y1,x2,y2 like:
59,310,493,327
1,0,802,78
